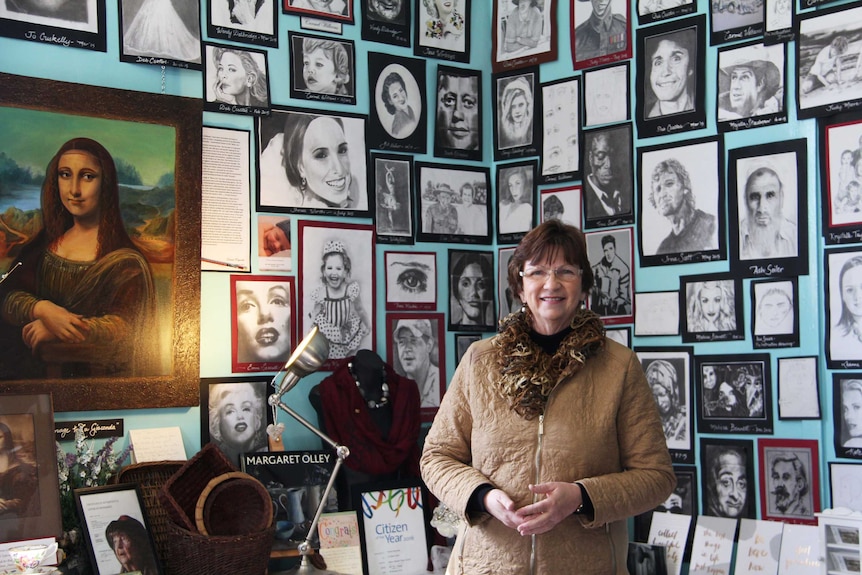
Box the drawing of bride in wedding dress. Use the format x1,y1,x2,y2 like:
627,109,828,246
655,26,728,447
123,0,201,62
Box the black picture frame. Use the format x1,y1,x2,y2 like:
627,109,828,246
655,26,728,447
372,153,414,244
454,333,481,366
695,354,774,435
283,0,353,23
433,65,482,162
583,61,631,127
586,227,635,325
571,0,631,71
384,250,437,311
709,0,764,46
539,76,581,185
699,437,757,520
492,0,557,72
496,160,537,245
288,32,356,106
360,0,410,47
728,138,809,277
497,246,517,320
750,277,799,349
200,376,276,466
118,0,202,69
777,356,821,420
819,111,862,245
716,41,787,132
415,161,492,245
206,0,277,47
637,135,726,266
635,14,707,139
680,274,744,343
636,0,695,25
582,123,635,229
368,52,427,154
825,247,862,369
448,249,496,332
834,373,862,459
633,464,698,543
492,67,540,162
203,42,271,115
0,0,106,50
415,0,471,63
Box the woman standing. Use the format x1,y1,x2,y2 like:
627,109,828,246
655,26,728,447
421,220,674,574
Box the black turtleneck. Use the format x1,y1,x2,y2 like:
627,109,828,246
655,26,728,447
529,326,574,355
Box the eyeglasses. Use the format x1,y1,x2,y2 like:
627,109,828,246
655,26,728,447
519,266,582,283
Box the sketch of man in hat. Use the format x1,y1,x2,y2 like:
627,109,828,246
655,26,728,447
423,182,459,234
393,319,439,407
574,0,627,62
718,45,784,120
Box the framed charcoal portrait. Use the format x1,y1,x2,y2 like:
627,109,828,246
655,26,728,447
284,0,353,23
455,333,481,366
634,347,694,463
0,0,105,50
680,274,744,343
539,76,581,185
288,32,355,105
635,15,707,139
493,68,540,162
797,2,862,120
586,227,635,326
496,160,537,244
434,65,482,162
763,0,794,45
498,246,517,320
584,62,630,127
709,0,763,46
119,0,202,69
492,0,557,73
415,162,492,245
633,464,698,542
229,274,296,374
204,43,270,115
826,248,862,369
571,0,631,71
372,153,414,244
368,53,427,154
298,221,375,370
448,249,496,332
256,107,370,217
751,278,799,349
636,0,694,25
758,438,819,525
695,354,774,435
637,136,725,266
777,356,821,420
361,0,410,47
415,0,471,63
716,41,787,132
200,376,275,465
834,373,862,458
819,111,862,244
830,462,862,511
384,250,437,311
728,139,809,277
582,123,634,229
207,0,277,47
540,185,582,229
633,291,680,337
385,312,446,421
700,438,756,520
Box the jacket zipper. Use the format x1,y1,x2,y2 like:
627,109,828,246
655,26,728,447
530,413,544,575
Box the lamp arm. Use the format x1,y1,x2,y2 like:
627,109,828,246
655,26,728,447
269,394,341,451
295,454,346,558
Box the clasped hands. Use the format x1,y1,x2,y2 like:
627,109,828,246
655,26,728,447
484,482,583,537
23,300,88,351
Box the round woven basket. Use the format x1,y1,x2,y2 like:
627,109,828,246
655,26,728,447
194,471,273,536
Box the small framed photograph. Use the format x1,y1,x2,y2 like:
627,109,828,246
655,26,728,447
257,216,292,271
571,0,631,71
728,139,809,277
540,185,582,228
415,0,471,63
680,274,744,343
433,65,482,161
361,0,410,47
834,373,862,458
819,112,862,244
288,32,355,105
584,62,631,127
694,354,774,435
230,274,296,373
637,136,725,266
386,312,446,420
539,76,581,184
283,0,353,23
455,333,481,366
635,346,694,463
751,278,799,348
496,160,536,244
200,376,275,465
829,462,862,511
416,162,492,245
493,68,540,162
763,0,794,45
372,153,414,244
636,0,694,25
586,227,634,325
797,2,862,120
119,0,202,69
0,0,105,50
492,0,557,73
498,246,517,320
758,438,819,524
299,221,375,368
633,291,679,336
700,437,756,520
635,15,707,139
826,247,862,368
709,0,763,46
605,326,632,348
385,250,437,311
207,0,277,46
777,356,821,420
75,484,162,575
256,107,370,217
716,41,787,132
0,394,62,542
582,123,634,229
368,53,427,153
204,43,270,115
448,249,496,332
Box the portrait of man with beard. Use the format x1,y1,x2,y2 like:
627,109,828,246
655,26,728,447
767,451,812,519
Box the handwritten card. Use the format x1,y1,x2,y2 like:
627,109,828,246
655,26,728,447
318,511,363,575
777,524,822,575
689,516,738,575
734,518,783,575
648,512,692,575
128,427,187,463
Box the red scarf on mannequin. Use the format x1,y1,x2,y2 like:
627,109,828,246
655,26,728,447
319,358,421,476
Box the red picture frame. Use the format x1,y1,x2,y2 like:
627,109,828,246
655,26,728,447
385,312,445,422
757,438,820,525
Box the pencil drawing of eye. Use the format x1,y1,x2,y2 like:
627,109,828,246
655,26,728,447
394,262,431,294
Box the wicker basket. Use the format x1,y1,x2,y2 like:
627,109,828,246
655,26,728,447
163,520,276,575
194,471,273,536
